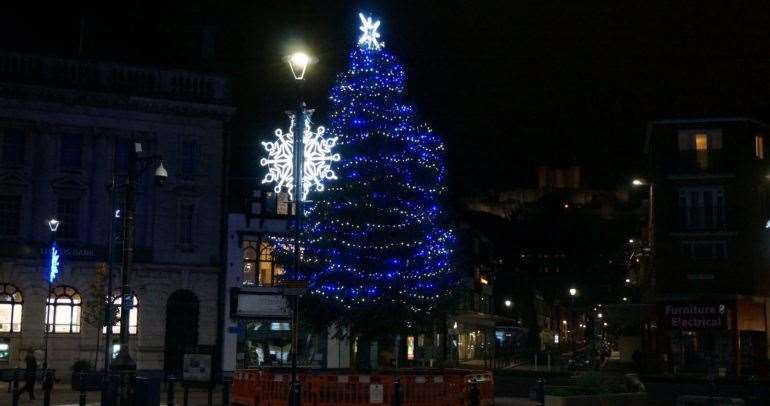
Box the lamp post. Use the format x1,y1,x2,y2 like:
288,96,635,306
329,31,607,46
631,177,654,298
43,218,60,372
568,287,577,355
103,178,120,373
287,50,314,406
111,139,167,405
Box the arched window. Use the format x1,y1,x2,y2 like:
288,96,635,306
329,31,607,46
242,240,284,287
0,284,22,332
45,286,81,333
103,293,138,335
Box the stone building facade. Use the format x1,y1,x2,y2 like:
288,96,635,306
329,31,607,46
0,51,233,374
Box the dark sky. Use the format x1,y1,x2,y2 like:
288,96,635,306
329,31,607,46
4,2,770,195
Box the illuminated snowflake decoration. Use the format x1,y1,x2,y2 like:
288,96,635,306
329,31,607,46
49,242,60,283
358,12,382,50
260,113,340,201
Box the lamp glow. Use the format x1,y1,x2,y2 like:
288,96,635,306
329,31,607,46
504,299,512,308
569,287,577,296
288,52,312,80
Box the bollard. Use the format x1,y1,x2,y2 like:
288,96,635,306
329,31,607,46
43,370,54,406
468,379,480,406
208,384,213,406
167,377,176,406
183,385,189,406
79,373,87,406
392,377,401,406
221,377,230,406
535,378,545,406
11,369,19,406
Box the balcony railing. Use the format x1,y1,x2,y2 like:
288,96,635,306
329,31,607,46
0,51,230,104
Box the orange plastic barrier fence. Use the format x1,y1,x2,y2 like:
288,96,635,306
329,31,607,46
231,368,494,406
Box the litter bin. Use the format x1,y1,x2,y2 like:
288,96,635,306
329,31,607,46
135,376,161,406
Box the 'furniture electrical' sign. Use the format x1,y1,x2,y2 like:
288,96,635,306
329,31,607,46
661,303,730,330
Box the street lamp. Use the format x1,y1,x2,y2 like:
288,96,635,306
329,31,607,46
288,50,315,406
43,218,60,370
287,52,316,81
112,139,167,404
504,299,512,308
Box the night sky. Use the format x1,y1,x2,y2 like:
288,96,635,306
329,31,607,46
3,2,770,196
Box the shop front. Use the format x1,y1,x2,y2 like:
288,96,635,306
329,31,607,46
657,299,768,377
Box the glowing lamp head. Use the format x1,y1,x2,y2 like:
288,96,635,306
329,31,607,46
504,299,512,308
569,287,577,297
287,52,315,80
47,218,60,232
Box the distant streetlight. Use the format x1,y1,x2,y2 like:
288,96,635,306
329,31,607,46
504,299,512,308
597,313,603,319
562,320,567,325
628,238,635,244
625,278,631,284
622,297,628,302
631,178,647,186
569,288,577,297
603,322,608,327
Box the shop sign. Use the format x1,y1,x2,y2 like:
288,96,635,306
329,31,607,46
233,290,290,319
182,353,212,382
661,303,729,330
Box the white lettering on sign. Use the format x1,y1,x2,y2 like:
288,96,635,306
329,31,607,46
369,384,383,404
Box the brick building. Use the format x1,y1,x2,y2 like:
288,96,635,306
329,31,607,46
0,51,233,374
645,117,770,376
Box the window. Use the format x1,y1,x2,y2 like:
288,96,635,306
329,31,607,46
57,198,80,239
276,192,295,215
678,129,722,169
678,187,726,230
181,140,198,179
0,195,21,237
114,139,130,174
103,293,138,335
756,135,765,159
242,240,284,287
45,286,82,333
680,240,727,259
60,134,83,169
1,130,25,167
179,204,194,245
0,284,22,332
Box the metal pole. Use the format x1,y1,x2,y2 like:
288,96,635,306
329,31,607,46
289,90,305,406
104,177,117,372
113,139,137,405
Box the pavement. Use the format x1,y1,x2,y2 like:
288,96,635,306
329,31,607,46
0,384,228,405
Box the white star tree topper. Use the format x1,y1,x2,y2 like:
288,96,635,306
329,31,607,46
358,13,382,50
260,113,341,201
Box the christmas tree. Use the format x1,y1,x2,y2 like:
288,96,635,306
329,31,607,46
301,13,456,336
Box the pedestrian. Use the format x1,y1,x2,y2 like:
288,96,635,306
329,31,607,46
16,350,37,400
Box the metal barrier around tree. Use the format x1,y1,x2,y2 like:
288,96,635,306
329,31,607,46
231,368,493,406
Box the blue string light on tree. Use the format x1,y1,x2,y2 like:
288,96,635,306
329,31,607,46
299,12,457,319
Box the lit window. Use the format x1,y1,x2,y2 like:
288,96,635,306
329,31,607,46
756,135,765,159
103,293,138,335
242,240,285,287
45,286,82,334
0,284,22,332
695,133,708,151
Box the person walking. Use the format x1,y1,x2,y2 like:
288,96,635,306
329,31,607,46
16,350,37,400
